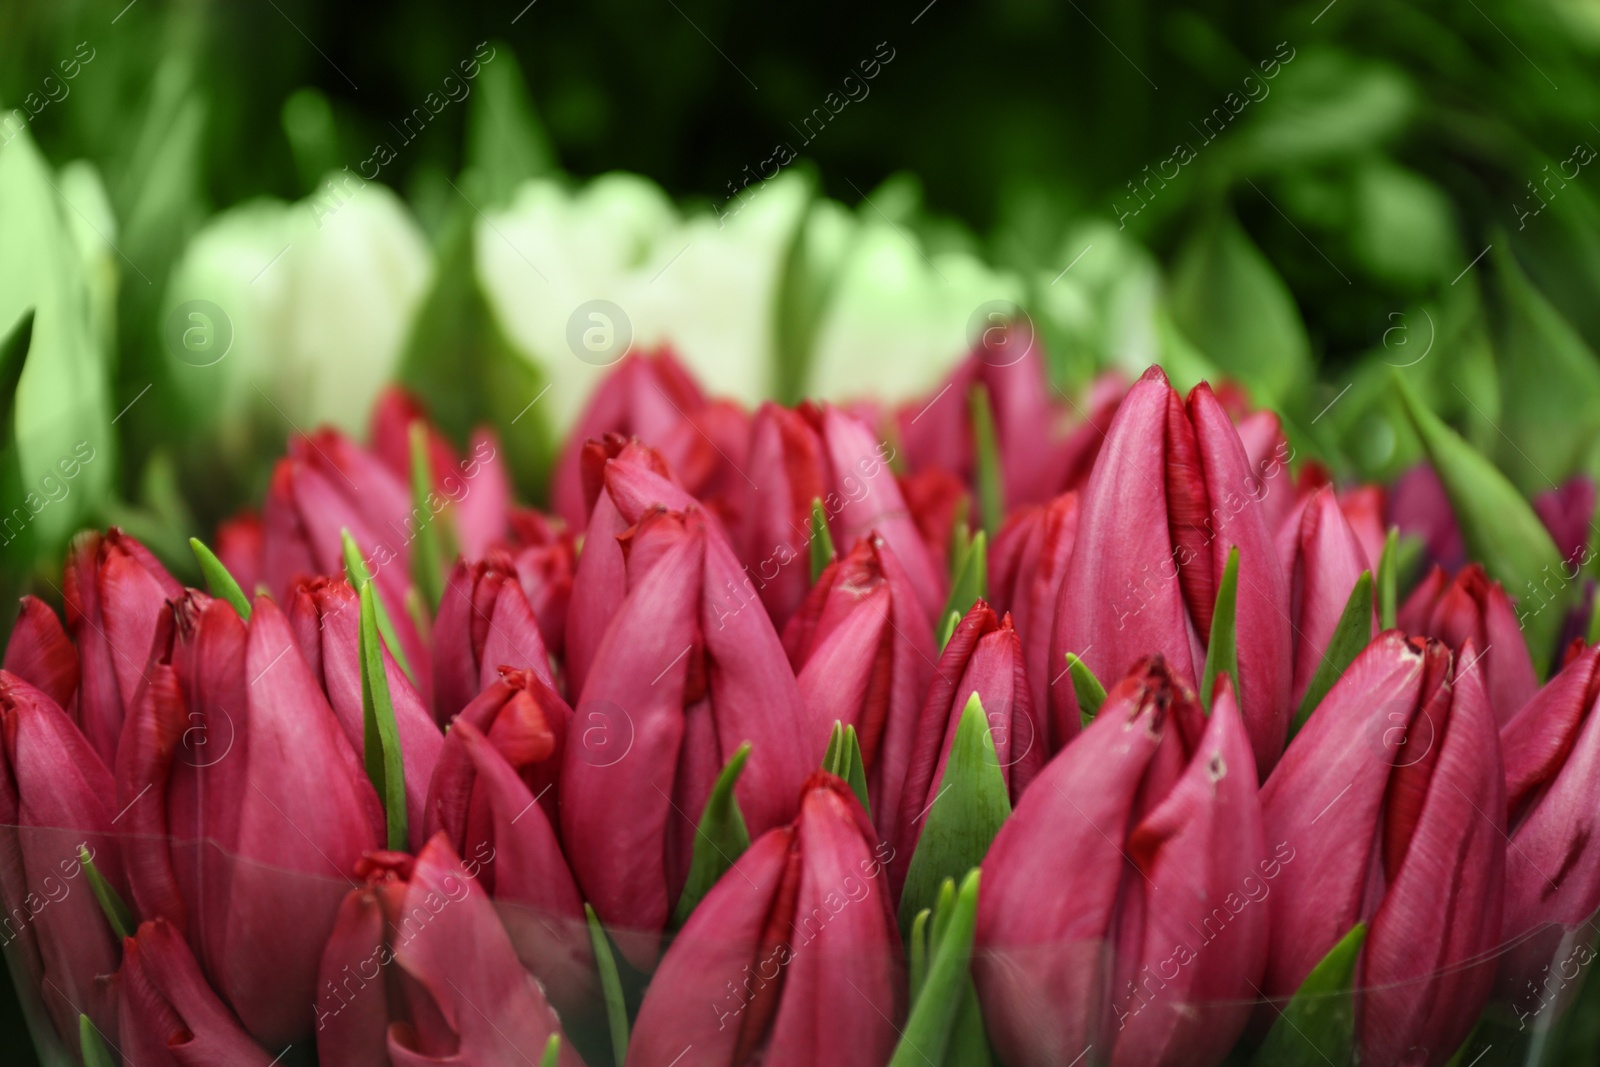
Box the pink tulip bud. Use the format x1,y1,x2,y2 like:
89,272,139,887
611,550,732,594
1400,563,1537,724
737,402,829,631
119,919,277,1065
989,492,1080,750
503,507,578,658
1283,486,1378,709
431,553,555,725
3,595,79,712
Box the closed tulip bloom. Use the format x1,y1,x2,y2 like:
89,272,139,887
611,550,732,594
783,534,936,846
287,577,444,849
3,595,79,711
628,773,900,1067
894,602,1044,890
117,594,382,1046
738,401,829,631
1497,643,1600,1004
975,661,1267,1067
431,553,554,725
1283,486,1377,709
898,465,971,580
1391,464,1466,574
455,666,571,823
562,504,811,966
1261,633,1505,1067
315,834,583,1067
1049,366,1293,773
988,492,1080,750
1533,476,1596,570
214,511,265,599
424,716,593,1018
64,528,184,764
503,508,578,658
1399,563,1537,724
0,672,127,1049
118,919,276,1066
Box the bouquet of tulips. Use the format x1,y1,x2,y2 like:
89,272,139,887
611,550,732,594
3,326,1598,1067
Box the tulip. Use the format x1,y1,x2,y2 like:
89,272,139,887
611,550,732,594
424,714,594,1019
214,511,265,599
1260,632,1505,1066
116,593,382,1046
0,671,126,1049
627,773,900,1067
1497,642,1600,1009
431,552,555,725
1399,563,1537,723
454,665,573,823
562,502,812,965
1049,366,1293,773
315,833,583,1066
783,534,936,847
1391,464,1467,574
1534,475,1596,570
898,465,970,579
3,595,79,711
737,401,829,631
893,602,1044,889
63,527,183,764
287,576,444,848
988,492,1080,749
503,507,578,657
975,661,1267,1067
1282,485,1378,709
118,918,276,1066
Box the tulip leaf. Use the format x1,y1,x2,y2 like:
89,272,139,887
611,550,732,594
899,695,1011,932
342,528,416,685
969,384,1004,536
539,1034,562,1067
937,609,962,652
465,43,558,209
408,422,447,613
188,537,251,621
948,980,996,1067
908,907,932,1000
671,743,752,929
822,721,871,817
940,531,987,650
1199,546,1241,714
585,903,630,1067
1377,527,1400,631
1251,922,1365,1067
358,583,410,852
1394,372,1569,669
890,869,981,1067
809,497,836,583
1587,588,1600,647
1292,571,1374,737
79,1015,115,1067
79,845,134,941
1063,652,1107,728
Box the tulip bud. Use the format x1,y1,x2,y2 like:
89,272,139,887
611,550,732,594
1534,476,1596,571
1399,563,1537,723
1049,366,1293,773
988,492,1079,748
737,402,828,631
898,465,970,580
64,528,183,764
975,662,1267,1067
1391,464,1466,574
315,834,582,1066
119,919,276,1066
628,773,900,1067
503,507,578,658
783,534,936,846
3,595,79,711
1284,486,1378,709
214,511,265,600
431,553,555,725
1261,633,1505,1066
562,504,812,965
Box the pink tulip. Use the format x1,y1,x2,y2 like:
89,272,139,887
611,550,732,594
431,553,554,725
3,595,79,711
975,661,1267,1067
989,492,1080,749
627,773,900,1067
1400,563,1537,724
0,671,127,1048
1391,464,1467,574
737,401,829,631
1261,632,1505,1067
1534,476,1596,570
562,503,812,966
315,834,584,1066
783,534,936,847
118,918,277,1065
502,507,578,658
64,528,183,764
214,510,265,598
1282,485,1378,709
453,666,572,826
1048,366,1293,773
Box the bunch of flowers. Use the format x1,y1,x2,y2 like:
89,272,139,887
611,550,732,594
2,332,1597,1067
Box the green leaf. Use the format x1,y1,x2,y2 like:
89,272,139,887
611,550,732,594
890,869,981,1067
464,44,557,209
809,497,836,583
772,170,849,404
586,903,630,1067
1063,652,1107,728
79,1015,116,1067
1394,372,1569,669
908,907,932,1000
899,695,1011,932
1250,923,1366,1067
671,743,752,928
822,722,871,817
189,537,252,620
1588,587,1600,647
408,422,447,613
937,610,962,653
539,1034,562,1067
940,530,987,651
1377,527,1400,631
79,845,134,941
359,583,410,852
1199,546,1240,713
1291,571,1374,737
948,979,996,1067
969,384,1004,537
342,528,416,685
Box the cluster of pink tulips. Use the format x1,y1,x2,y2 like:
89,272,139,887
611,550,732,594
2,336,1598,1067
